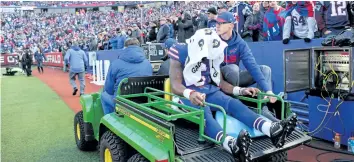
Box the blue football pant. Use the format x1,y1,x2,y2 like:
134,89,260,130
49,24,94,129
179,90,268,141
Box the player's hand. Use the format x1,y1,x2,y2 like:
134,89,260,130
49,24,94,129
189,91,206,106
264,91,277,103
240,87,260,97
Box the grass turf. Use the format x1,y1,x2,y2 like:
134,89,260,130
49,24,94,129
1,74,100,162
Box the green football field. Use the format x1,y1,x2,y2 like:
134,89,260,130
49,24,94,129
1,73,99,162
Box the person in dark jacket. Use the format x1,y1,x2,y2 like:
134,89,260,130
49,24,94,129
176,11,194,43
22,48,33,77
207,7,218,31
64,41,88,96
156,18,170,43
157,38,176,75
197,12,209,30
101,38,153,114
148,23,157,42
242,2,264,42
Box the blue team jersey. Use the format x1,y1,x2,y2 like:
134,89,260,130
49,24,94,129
168,43,220,95
323,1,349,29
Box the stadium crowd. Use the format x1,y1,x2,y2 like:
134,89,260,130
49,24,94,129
1,1,354,55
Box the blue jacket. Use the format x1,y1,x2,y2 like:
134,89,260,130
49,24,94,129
156,24,170,43
109,35,126,49
64,46,88,73
34,51,46,63
104,45,153,97
222,30,271,92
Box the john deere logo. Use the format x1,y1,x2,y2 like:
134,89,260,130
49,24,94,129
212,39,220,48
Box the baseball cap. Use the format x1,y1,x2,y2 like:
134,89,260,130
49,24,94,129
216,12,236,23
163,38,176,49
207,7,217,15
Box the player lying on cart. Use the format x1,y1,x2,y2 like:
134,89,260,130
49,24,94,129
168,28,297,161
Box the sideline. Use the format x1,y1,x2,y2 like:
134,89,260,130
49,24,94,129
1,74,99,161
32,67,101,113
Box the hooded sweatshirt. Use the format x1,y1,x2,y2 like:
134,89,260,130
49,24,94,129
64,46,88,73
222,30,271,92
103,45,153,97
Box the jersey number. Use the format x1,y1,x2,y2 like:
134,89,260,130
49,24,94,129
293,16,306,26
330,1,347,16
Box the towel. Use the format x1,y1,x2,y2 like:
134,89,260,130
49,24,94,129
184,29,227,86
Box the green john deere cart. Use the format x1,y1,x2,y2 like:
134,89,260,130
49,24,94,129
74,75,311,162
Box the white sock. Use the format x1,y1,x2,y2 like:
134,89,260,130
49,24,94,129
261,121,272,137
222,136,234,153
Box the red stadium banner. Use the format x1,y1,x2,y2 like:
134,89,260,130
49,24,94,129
0,53,19,66
41,52,64,67
0,52,63,67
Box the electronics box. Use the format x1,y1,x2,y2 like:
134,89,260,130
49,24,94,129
284,47,354,99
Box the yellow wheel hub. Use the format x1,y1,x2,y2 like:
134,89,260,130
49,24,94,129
104,148,113,162
76,123,81,140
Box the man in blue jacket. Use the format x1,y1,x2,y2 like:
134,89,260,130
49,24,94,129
101,38,153,114
64,41,88,96
217,12,280,122
156,17,170,43
216,12,276,102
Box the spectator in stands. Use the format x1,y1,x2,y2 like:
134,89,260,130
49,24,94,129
167,19,175,39
242,2,264,42
349,2,354,27
64,40,88,96
33,44,46,74
131,24,144,44
207,7,218,31
148,22,157,42
261,2,270,14
197,10,208,30
156,17,170,43
126,29,133,38
262,1,285,41
176,11,194,43
216,12,276,101
101,38,153,114
157,38,176,75
110,28,126,50
282,1,317,44
217,3,228,14
313,1,326,38
322,1,350,38
230,2,253,35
